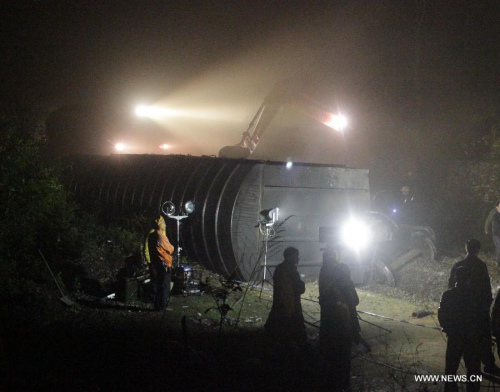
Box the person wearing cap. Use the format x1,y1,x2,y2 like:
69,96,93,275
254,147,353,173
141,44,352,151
400,185,414,204
484,200,500,266
448,239,499,375
146,216,174,311
439,266,482,392
394,185,416,224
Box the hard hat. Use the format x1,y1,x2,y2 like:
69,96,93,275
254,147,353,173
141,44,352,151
155,216,165,226
401,186,410,192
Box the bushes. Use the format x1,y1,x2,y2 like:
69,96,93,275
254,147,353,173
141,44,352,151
59,209,148,292
0,112,147,325
0,114,75,323
0,115,74,261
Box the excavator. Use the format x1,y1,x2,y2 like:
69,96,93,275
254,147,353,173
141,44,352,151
218,80,438,287
218,79,341,159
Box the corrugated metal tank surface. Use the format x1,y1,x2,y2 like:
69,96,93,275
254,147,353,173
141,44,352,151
65,154,370,281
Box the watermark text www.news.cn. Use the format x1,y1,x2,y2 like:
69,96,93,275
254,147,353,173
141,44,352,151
414,375,482,383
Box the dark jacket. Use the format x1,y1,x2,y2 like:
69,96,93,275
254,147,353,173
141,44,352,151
448,255,492,310
319,262,360,346
265,260,306,341
491,290,500,337
438,286,483,337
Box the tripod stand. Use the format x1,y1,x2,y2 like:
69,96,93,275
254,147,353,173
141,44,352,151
255,222,276,299
169,215,188,267
162,200,195,268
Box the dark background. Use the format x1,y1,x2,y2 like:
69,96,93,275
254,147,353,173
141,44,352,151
1,0,499,202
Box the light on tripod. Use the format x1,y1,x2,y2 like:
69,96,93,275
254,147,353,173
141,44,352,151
256,207,280,298
161,200,195,267
162,201,176,216
259,208,279,227
184,200,195,214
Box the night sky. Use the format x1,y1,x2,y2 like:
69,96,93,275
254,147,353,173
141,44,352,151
2,1,499,186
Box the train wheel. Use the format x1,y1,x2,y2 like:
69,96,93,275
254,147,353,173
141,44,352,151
366,260,396,287
411,233,436,261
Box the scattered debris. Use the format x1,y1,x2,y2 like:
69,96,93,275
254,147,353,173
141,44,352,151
411,310,435,318
242,316,262,324
38,249,76,306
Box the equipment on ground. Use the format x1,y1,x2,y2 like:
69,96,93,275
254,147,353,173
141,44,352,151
38,249,76,306
171,265,204,296
254,208,279,297
162,200,195,267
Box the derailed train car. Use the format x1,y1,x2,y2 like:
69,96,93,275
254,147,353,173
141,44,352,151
64,154,371,282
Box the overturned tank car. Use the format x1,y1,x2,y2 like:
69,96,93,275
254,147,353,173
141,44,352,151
64,154,373,282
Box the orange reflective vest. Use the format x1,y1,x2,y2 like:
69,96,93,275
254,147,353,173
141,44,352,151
147,229,174,268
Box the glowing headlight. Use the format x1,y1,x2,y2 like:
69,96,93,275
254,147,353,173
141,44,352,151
135,105,176,119
115,143,126,152
340,219,371,250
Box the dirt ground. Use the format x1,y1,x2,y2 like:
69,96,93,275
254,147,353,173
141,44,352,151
345,251,500,391
4,251,500,391
294,280,446,391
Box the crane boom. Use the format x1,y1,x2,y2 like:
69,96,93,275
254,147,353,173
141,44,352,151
218,80,337,159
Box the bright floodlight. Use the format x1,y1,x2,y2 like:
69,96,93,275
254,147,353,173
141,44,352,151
135,105,179,119
340,218,371,250
259,207,279,226
115,143,126,152
286,161,293,169
135,105,170,119
135,105,149,117
161,201,176,216
184,200,195,214
159,144,170,150
326,114,348,132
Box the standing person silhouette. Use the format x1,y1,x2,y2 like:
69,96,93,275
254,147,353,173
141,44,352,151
319,250,360,391
265,247,307,353
448,239,499,375
439,266,482,392
146,216,174,311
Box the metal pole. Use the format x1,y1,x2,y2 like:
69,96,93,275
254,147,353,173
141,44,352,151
177,219,181,267
263,228,269,281
258,226,270,300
